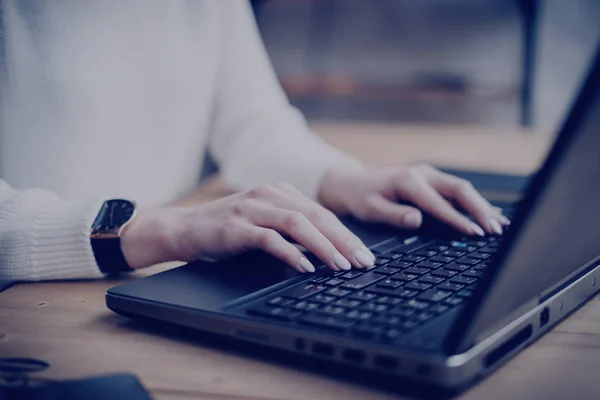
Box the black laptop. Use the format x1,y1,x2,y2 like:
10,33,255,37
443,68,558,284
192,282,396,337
106,45,600,390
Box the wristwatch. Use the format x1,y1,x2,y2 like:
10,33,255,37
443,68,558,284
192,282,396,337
90,199,137,274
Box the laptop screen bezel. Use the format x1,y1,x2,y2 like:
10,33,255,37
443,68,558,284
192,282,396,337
445,43,600,354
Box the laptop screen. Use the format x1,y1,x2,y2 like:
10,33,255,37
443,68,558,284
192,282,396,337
449,45,600,352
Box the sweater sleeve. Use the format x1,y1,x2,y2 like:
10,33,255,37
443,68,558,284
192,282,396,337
0,180,105,281
207,0,361,200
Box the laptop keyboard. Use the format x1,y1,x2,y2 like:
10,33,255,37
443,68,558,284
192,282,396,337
244,234,503,342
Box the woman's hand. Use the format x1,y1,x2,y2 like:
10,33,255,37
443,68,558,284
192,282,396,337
121,183,375,273
319,164,510,236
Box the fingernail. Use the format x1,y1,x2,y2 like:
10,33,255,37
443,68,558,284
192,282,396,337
363,247,376,261
488,218,503,235
471,223,486,237
354,249,375,268
403,211,422,229
498,215,511,226
333,252,352,270
300,257,315,273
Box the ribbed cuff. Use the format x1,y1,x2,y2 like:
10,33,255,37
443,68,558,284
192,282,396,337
3,198,106,281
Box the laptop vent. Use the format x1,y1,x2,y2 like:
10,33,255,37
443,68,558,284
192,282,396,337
484,324,532,369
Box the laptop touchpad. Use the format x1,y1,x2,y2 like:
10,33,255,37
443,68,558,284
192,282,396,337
110,251,303,313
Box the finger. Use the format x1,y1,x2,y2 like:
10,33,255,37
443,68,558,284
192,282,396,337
423,169,503,235
243,201,351,272
246,226,316,273
359,195,423,230
397,173,485,237
270,183,375,269
492,207,511,225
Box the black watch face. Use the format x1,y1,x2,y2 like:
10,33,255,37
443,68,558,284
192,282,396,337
92,200,135,232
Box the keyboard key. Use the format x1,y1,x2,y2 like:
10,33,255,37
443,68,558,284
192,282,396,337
391,272,418,282
457,289,474,298
414,249,438,258
388,260,413,269
358,303,389,313
479,247,498,255
445,263,470,272
416,261,443,269
417,289,452,303
404,266,430,276
278,283,326,300
431,269,457,278
463,269,484,278
334,298,361,308
377,278,403,290
341,272,385,290
318,305,347,316
404,282,432,291
389,308,416,319
418,275,445,285
443,250,466,258
450,241,468,249
376,296,404,306
474,263,489,271
382,328,404,341
415,311,435,323
466,240,488,248
325,278,345,287
293,301,319,311
348,291,377,302
373,266,401,276
456,257,480,266
247,305,300,322
450,276,478,285
401,255,426,263
364,287,402,298
429,256,455,264
396,289,419,298
299,315,355,331
444,297,464,306
311,294,336,304
405,299,430,310
346,310,374,321
267,297,296,307
340,271,363,280
309,276,330,284
468,252,491,260
429,304,450,314
325,288,352,297
374,257,391,266
438,281,465,292
400,319,419,331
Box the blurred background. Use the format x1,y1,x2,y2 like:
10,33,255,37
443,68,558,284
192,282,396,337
250,0,600,132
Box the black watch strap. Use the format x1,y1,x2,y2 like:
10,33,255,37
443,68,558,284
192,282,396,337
91,238,133,274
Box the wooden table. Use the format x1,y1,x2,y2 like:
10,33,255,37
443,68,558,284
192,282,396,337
3,124,597,400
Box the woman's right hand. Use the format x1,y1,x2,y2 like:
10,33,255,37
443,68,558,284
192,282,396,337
120,183,375,273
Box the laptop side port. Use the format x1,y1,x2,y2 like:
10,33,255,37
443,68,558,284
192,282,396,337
540,307,550,328
484,324,533,369
312,342,334,357
373,355,399,371
342,348,365,364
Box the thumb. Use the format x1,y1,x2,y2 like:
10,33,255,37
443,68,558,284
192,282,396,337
360,195,423,229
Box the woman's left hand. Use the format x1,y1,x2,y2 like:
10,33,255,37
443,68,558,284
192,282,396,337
319,164,510,236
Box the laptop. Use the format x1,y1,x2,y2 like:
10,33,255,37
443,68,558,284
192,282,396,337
106,44,600,391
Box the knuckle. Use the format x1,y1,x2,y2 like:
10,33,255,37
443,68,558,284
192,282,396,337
219,218,241,244
257,229,278,249
455,179,474,194
247,184,276,199
283,211,307,230
415,162,434,172
232,198,257,216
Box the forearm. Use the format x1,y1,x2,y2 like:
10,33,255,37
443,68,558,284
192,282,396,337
0,180,105,281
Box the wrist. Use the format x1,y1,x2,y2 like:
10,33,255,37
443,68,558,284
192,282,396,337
319,166,360,215
120,206,186,269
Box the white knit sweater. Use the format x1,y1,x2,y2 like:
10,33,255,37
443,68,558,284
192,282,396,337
0,0,358,281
